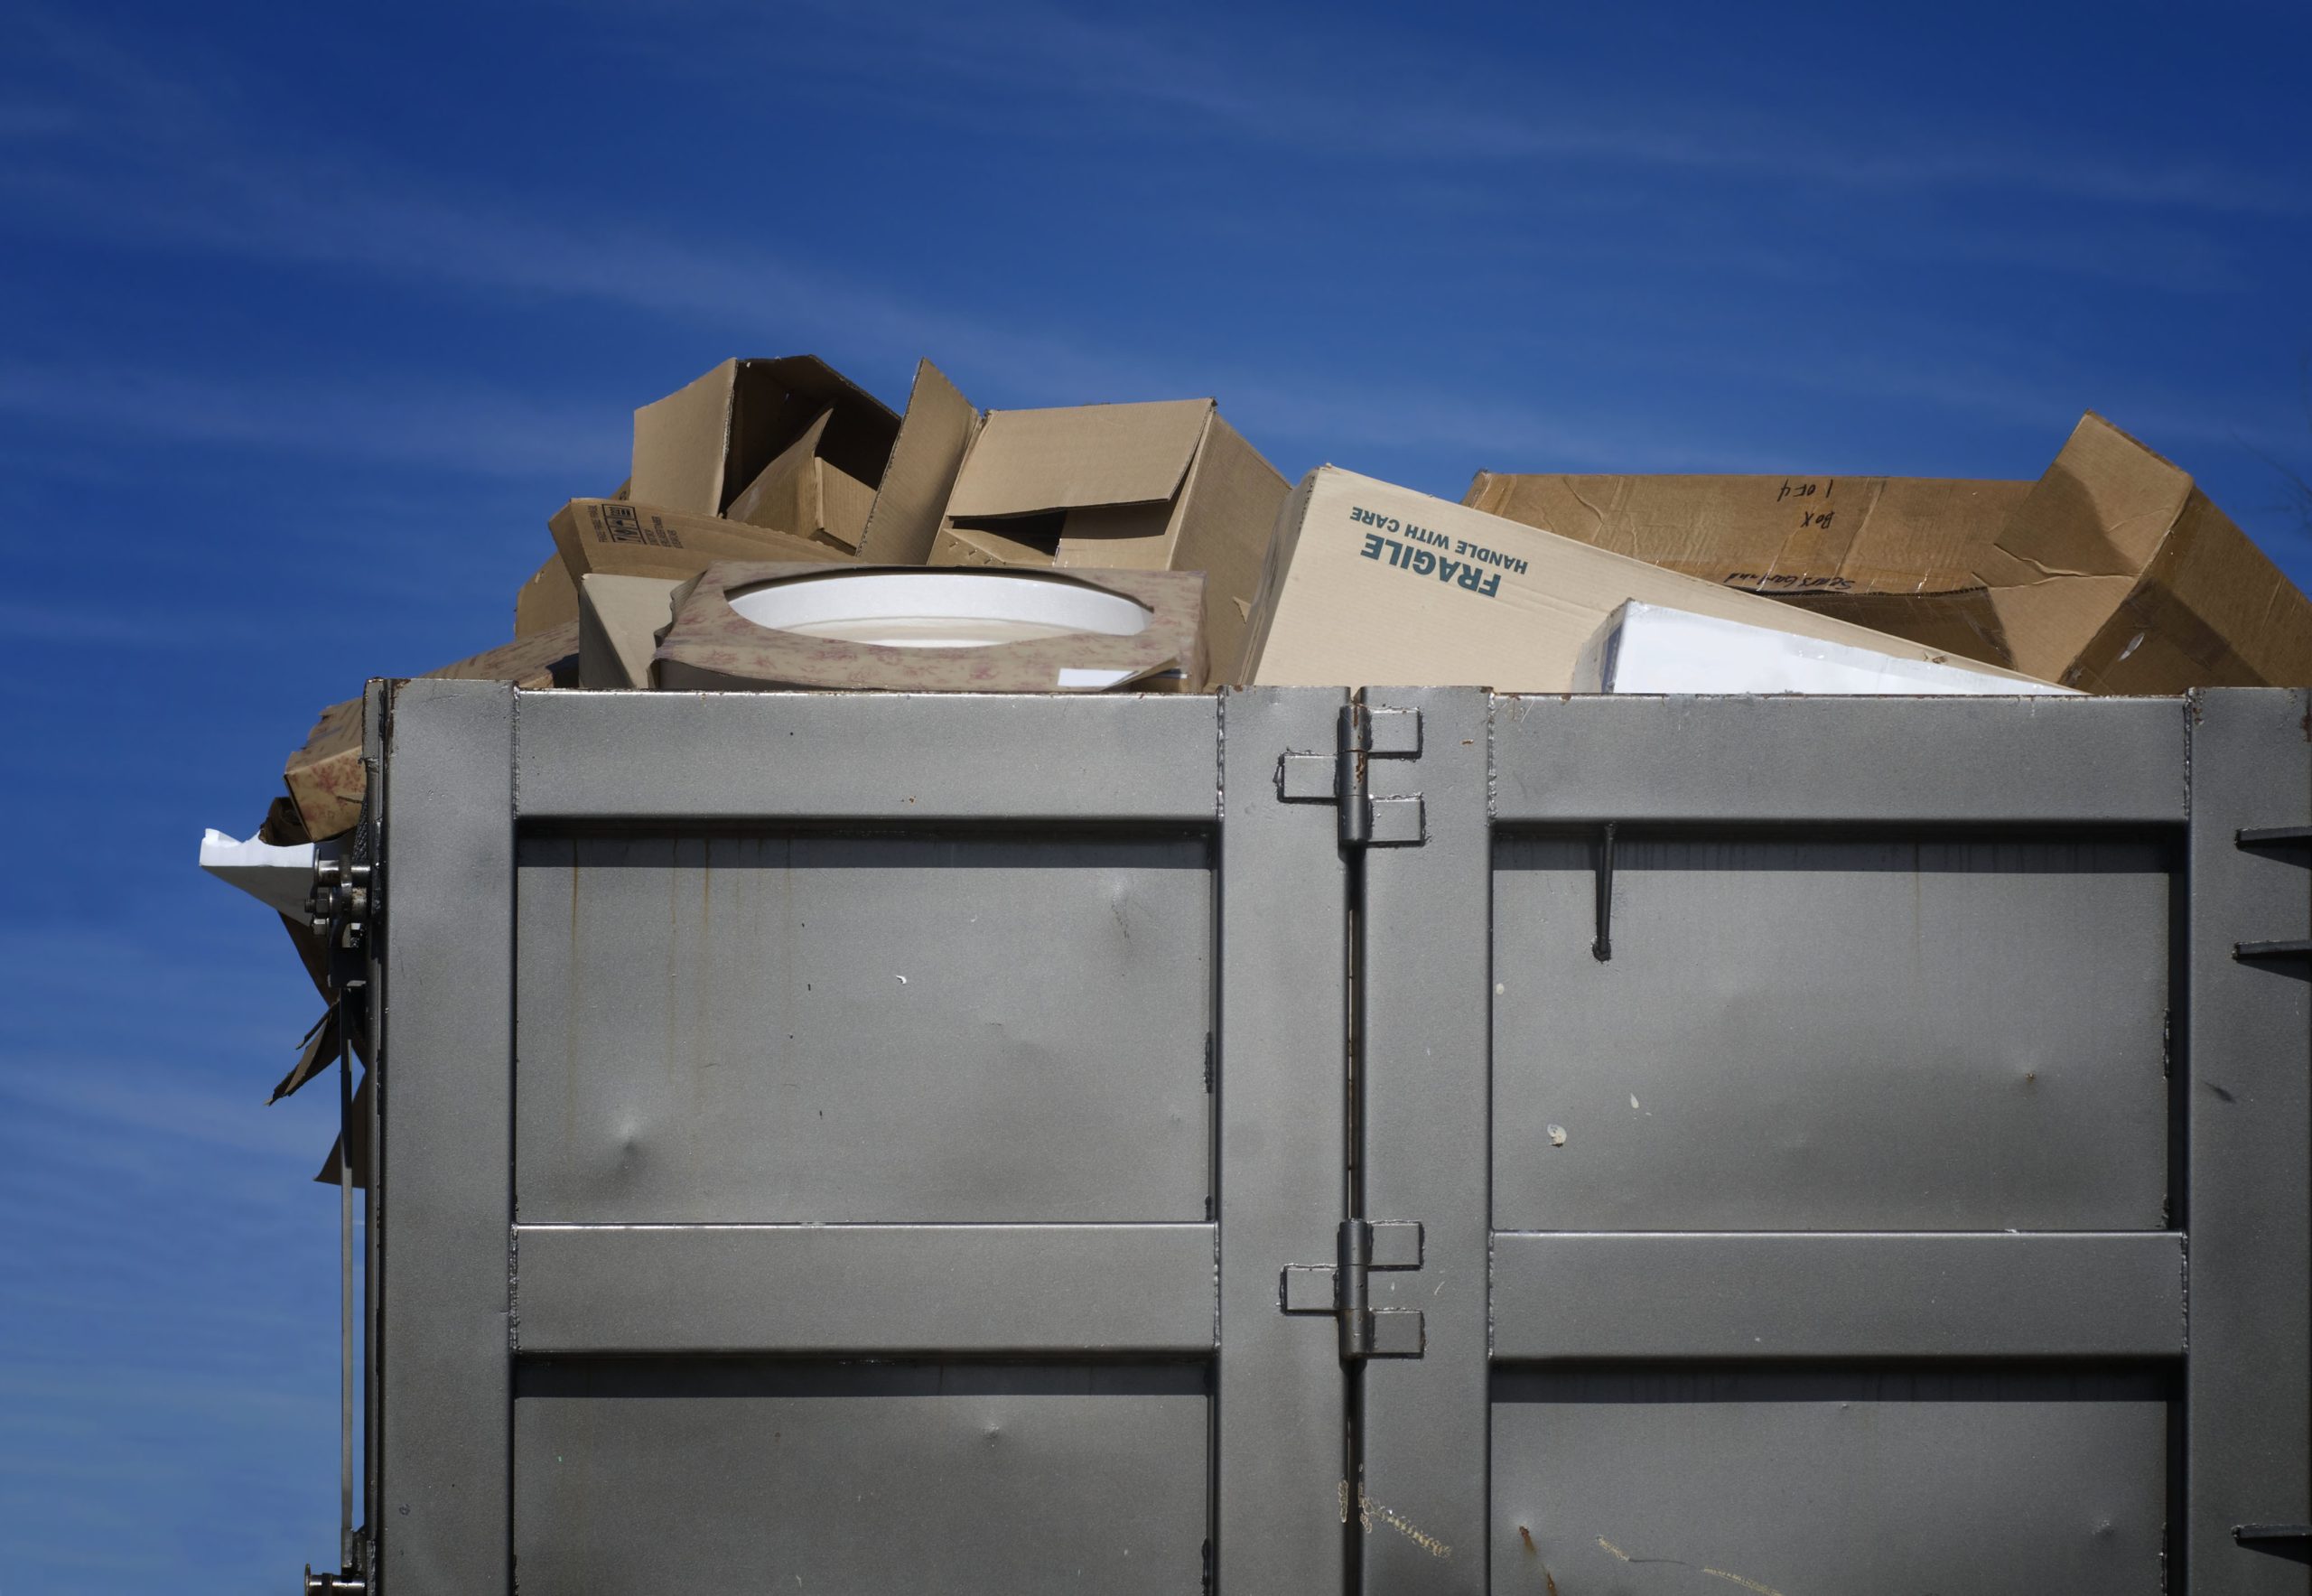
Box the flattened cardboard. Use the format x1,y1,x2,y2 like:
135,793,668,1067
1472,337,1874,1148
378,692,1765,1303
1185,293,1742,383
1466,413,2312,692
578,573,683,689
514,552,580,637
655,563,1207,694
944,401,1211,518
725,406,878,551
550,498,849,584
629,356,900,517
284,621,579,838
920,396,1287,682
1464,471,2030,597
856,359,980,565
1240,467,2053,693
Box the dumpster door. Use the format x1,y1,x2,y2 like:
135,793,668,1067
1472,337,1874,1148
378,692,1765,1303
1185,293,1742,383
373,684,1356,1594
1353,688,2311,1594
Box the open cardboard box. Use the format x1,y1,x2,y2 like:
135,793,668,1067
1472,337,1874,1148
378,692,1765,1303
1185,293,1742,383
853,361,1287,683
1466,413,2312,693
630,356,900,540
550,498,851,586
1241,467,2054,693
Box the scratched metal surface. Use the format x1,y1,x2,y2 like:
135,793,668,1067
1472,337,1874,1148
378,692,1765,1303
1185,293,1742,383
513,1360,1210,1592
1492,834,2171,1232
515,833,1212,1223
1491,1368,2168,1596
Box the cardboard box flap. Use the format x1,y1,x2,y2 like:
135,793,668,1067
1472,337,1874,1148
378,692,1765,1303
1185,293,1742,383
858,359,980,565
1991,413,2193,582
550,499,844,584
946,399,1214,519
1462,471,2031,598
631,355,900,516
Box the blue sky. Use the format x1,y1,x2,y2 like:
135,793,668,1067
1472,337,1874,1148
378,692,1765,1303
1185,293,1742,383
2,0,2308,1587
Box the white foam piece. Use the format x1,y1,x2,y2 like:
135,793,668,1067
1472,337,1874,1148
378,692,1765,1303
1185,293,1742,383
729,572,1152,649
1573,601,2076,696
200,829,336,918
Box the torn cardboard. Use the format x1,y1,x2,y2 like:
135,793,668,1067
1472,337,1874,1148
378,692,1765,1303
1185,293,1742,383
578,573,683,689
856,359,980,565
654,563,1207,694
629,356,899,518
887,387,1284,680
284,622,580,839
1240,467,2055,693
550,498,850,585
1465,413,2312,692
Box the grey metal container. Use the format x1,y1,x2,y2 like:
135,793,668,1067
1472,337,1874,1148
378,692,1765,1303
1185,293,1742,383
340,683,2311,1594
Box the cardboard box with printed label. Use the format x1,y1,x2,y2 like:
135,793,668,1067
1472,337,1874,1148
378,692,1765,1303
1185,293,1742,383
630,356,900,534
851,361,1287,682
1465,412,2312,693
549,498,853,586
1239,467,2055,693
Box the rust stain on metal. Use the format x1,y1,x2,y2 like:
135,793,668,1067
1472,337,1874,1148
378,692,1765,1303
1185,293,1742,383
1354,1489,1451,1559
1519,1525,1537,1554
1702,1569,1785,1596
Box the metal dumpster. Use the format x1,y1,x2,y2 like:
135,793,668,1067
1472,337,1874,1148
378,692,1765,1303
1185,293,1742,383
340,682,2311,1594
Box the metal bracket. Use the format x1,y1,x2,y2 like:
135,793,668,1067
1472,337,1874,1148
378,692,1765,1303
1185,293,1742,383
1276,704,1424,848
1280,1219,1426,1359
2231,825,2312,965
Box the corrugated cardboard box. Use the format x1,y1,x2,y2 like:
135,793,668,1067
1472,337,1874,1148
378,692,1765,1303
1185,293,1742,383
1239,467,2053,693
1466,412,2312,692
851,360,1285,683
630,356,900,520
549,498,851,585
655,563,1207,694
284,622,580,838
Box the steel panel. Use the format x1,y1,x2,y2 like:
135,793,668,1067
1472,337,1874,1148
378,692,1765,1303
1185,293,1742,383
1493,1370,2167,1596
515,833,1211,1224
513,1361,1209,1593
1356,687,1491,1592
1492,834,2171,1231
515,690,1221,821
2186,687,2312,1594
376,680,514,1593
1491,1232,2185,1358
512,1223,1217,1353
1493,694,2186,823
1214,689,1353,1593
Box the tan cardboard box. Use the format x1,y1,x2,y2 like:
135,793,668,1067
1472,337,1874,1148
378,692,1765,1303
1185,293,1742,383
1466,412,2312,692
284,622,580,839
577,573,684,689
630,355,900,518
550,498,850,585
1240,467,2053,693
850,365,1285,678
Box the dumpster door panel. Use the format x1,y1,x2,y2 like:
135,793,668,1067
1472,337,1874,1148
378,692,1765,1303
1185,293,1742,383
1356,689,2311,1595
378,687,1355,1595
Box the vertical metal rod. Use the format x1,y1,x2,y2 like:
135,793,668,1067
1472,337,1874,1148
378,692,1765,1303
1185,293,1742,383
337,999,354,1575
1591,821,1617,962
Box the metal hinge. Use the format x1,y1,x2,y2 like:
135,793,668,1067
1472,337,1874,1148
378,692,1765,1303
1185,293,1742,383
1276,704,1424,847
1280,1219,1426,1358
